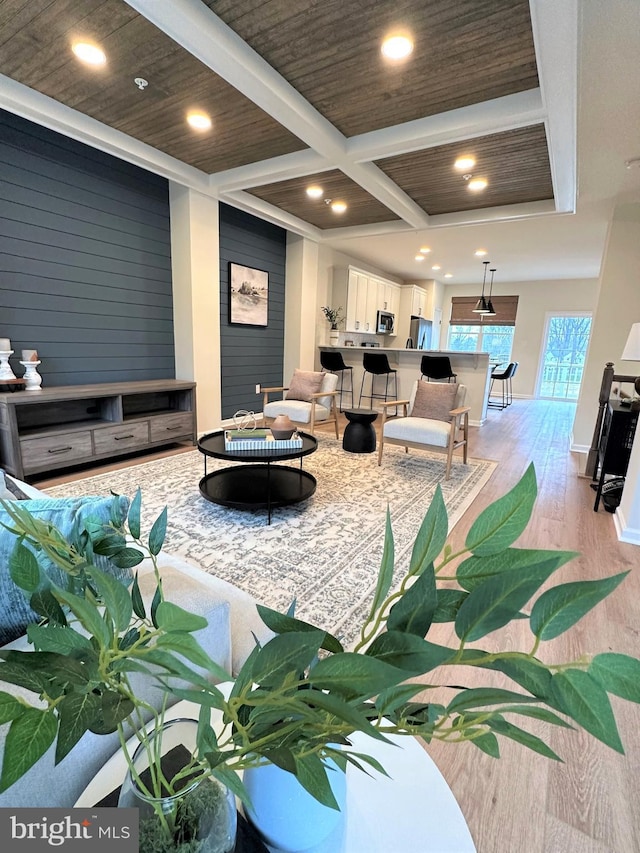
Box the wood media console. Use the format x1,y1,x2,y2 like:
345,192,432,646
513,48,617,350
0,379,196,480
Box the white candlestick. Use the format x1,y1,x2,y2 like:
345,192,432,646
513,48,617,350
22,349,38,361
0,338,10,351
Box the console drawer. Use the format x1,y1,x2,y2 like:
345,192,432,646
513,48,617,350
20,431,93,472
150,412,194,443
93,421,150,455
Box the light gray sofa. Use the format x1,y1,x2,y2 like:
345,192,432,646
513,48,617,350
0,472,273,808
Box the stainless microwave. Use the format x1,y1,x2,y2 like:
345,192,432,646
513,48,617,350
376,310,395,334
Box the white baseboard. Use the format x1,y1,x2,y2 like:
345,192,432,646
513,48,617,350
614,506,640,546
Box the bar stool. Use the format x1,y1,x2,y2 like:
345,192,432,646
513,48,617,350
358,352,398,411
320,350,353,412
488,362,517,409
420,355,457,382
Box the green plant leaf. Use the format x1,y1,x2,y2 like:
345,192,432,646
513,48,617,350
589,653,640,703
465,463,537,556
0,692,27,725
148,506,167,556
155,601,208,633
365,631,452,674
134,650,214,690
457,548,578,592
550,669,624,753
481,656,553,700
0,708,58,792
109,547,144,569
54,588,111,647
530,573,629,640
128,488,142,540
492,704,573,728
447,687,541,714
155,632,232,681
366,508,394,621
408,486,448,576
29,589,67,626
296,689,390,742
294,752,342,810
431,589,468,622
455,559,560,642
151,582,162,628
55,692,102,763
26,624,93,655
91,533,127,557
167,685,227,710
211,764,251,810
0,652,57,695
469,731,500,757
309,653,407,701
251,631,324,687
89,566,132,633
483,716,562,760
374,683,430,716
256,605,343,654
88,691,134,735
9,541,41,593
386,564,436,636
131,573,145,620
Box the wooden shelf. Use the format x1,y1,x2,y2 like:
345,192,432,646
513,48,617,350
0,379,196,479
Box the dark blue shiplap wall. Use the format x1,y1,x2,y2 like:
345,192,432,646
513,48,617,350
0,110,174,386
219,204,287,419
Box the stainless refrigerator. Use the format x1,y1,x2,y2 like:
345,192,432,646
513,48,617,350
409,316,433,349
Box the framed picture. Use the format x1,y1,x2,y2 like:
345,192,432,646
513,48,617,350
229,262,269,327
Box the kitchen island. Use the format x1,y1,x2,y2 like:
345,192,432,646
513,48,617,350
318,347,492,425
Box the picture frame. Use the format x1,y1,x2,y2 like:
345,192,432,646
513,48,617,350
229,262,269,327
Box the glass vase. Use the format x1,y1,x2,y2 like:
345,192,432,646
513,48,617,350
118,718,236,853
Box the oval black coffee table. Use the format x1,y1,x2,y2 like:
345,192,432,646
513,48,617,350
198,430,318,524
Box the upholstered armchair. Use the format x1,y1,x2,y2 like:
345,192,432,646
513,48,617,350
378,380,470,479
262,369,339,438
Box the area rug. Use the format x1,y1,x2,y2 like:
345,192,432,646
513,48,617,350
45,442,496,647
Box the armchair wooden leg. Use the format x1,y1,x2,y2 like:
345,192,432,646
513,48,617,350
378,433,384,465
331,398,339,439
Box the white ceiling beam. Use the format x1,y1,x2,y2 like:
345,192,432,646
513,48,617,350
530,0,578,214
349,90,546,162
427,199,558,229
210,150,333,192
0,75,210,191
221,190,323,241
125,0,429,228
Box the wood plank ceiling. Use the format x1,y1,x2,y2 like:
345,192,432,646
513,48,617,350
0,0,554,233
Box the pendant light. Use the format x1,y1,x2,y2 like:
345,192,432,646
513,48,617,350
473,261,490,313
485,268,497,316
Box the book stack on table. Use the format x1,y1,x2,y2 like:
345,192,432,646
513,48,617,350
224,428,303,452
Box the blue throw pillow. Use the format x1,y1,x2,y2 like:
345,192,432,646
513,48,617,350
0,495,132,645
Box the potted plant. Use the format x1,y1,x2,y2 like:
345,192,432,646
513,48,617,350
1,465,639,852
321,306,343,345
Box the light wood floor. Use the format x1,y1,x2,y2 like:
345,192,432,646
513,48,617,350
34,400,640,852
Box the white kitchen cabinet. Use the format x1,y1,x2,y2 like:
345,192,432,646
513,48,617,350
410,285,427,317
333,267,401,334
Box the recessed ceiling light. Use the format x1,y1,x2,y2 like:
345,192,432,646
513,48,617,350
454,156,475,171
72,42,106,66
468,178,488,191
381,34,414,61
419,246,431,254
475,249,488,256
331,201,347,214
415,255,425,261
306,186,323,199
444,273,453,278
432,265,441,271
187,111,212,131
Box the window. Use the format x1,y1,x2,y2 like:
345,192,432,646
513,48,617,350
537,314,592,400
448,324,515,362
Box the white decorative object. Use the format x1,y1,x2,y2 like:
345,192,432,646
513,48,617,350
330,327,340,346
0,350,16,381
0,338,11,351
20,360,42,391
21,349,38,361
243,759,346,853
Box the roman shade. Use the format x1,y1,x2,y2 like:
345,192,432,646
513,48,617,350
450,296,519,326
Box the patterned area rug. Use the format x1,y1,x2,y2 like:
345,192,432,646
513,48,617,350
45,442,496,647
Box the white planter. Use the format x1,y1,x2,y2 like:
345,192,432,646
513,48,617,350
329,328,340,346
243,760,346,852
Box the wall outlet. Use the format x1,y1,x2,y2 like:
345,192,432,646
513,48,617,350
255,384,261,394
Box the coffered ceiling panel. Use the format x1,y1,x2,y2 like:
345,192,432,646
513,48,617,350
0,0,307,172
246,170,402,230
376,125,553,215
207,0,538,137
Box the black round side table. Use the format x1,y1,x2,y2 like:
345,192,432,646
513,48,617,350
343,409,379,453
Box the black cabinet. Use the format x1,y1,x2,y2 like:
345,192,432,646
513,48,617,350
593,401,638,511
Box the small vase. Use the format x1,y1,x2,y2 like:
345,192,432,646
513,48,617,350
329,327,340,346
270,413,296,439
118,719,236,853
243,760,346,852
